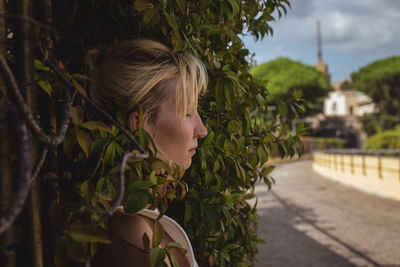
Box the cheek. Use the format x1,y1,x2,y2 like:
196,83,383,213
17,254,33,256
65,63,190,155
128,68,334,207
153,118,192,158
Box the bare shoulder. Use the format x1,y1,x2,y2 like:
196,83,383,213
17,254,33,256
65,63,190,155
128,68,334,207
109,211,155,250
93,211,190,267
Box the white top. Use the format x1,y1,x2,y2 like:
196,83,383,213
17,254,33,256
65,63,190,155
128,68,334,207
137,209,199,267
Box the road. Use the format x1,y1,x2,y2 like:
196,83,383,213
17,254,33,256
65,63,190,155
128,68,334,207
254,160,400,267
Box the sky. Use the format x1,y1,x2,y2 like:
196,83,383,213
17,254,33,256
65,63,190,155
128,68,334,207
242,0,400,82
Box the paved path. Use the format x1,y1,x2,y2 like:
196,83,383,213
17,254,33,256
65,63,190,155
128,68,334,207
254,160,400,267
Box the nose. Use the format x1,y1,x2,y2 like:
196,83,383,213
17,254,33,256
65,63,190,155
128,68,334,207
194,112,208,138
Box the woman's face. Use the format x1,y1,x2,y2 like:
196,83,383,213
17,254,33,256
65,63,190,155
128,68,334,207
145,88,207,170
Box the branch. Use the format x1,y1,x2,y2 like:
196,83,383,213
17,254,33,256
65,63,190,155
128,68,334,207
0,115,31,235
31,147,49,180
0,55,73,148
0,13,57,36
90,138,111,180
53,88,74,145
94,152,147,227
45,61,148,155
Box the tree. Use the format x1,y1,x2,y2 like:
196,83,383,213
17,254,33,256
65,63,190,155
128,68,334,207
0,1,304,267
250,57,331,116
351,56,400,135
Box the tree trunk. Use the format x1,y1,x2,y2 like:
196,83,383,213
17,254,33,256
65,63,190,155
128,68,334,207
0,0,17,266
13,1,43,266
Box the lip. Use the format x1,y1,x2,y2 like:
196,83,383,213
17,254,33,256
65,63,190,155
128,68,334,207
189,148,197,155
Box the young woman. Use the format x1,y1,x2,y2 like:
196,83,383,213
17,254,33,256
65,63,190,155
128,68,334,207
87,39,207,266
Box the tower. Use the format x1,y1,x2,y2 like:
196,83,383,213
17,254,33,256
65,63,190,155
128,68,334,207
315,20,330,81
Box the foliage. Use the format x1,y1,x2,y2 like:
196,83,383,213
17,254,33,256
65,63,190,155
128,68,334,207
3,0,306,266
351,56,400,135
250,57,331,116
313,137,348,150
359,112,400,136
365,126,400,149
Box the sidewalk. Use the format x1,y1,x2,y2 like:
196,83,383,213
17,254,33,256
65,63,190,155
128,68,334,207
255,160,400,267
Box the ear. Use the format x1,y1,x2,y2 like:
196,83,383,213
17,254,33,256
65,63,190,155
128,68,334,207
127,111,139,131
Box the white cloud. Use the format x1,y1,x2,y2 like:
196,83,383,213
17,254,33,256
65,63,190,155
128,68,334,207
244,0,400,80
269,0,400,54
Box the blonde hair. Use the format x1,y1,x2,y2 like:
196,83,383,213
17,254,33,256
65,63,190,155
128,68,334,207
86,39,208,126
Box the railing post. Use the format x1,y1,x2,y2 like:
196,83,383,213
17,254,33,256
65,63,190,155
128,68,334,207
334,154,337,170
340,154,344,172
350,154,354,174
378,153,382,179
362,155,366,176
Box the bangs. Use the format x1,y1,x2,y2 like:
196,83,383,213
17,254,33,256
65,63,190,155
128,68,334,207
174,52,208,120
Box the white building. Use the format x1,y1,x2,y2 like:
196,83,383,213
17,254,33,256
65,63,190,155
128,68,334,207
324,81,376,117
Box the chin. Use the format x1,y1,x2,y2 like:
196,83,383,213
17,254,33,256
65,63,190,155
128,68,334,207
182,159,192,170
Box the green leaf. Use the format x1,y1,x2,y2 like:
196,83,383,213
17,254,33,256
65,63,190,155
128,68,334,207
224,243,240,251
278,143,286,158
149,171,157,185
184,203,192,227
166,242,185,251
72,79,87,97
34,59,50,71
152,220,164,248
213,159,220,172
71,73,89,81
227,0,239,15
163,11,179,33
261,165,275,176
77,130,92,157
96,177,106,191
224,80,234,106
257,145,267,164
296,122,304,133
67,225,110,244
80,121,113,134
171,32,183,50
167,251,179,267
124,190,150,214
278,101,288,116
143,8,160,28
104,142,116,166
80,180,94,202
70,106,84,125
176,0,186,14
203,131,214,145
134,0,153,11
150,248,166,267
38,79,52,96
215,79,225,109
126,180,155,194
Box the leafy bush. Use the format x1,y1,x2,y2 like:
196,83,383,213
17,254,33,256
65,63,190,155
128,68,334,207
360,112,400,136
2,1,306,267
314,138,348,150
365,127,400,149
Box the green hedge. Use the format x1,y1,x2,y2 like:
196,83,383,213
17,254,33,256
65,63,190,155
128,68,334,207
365,127,400,149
